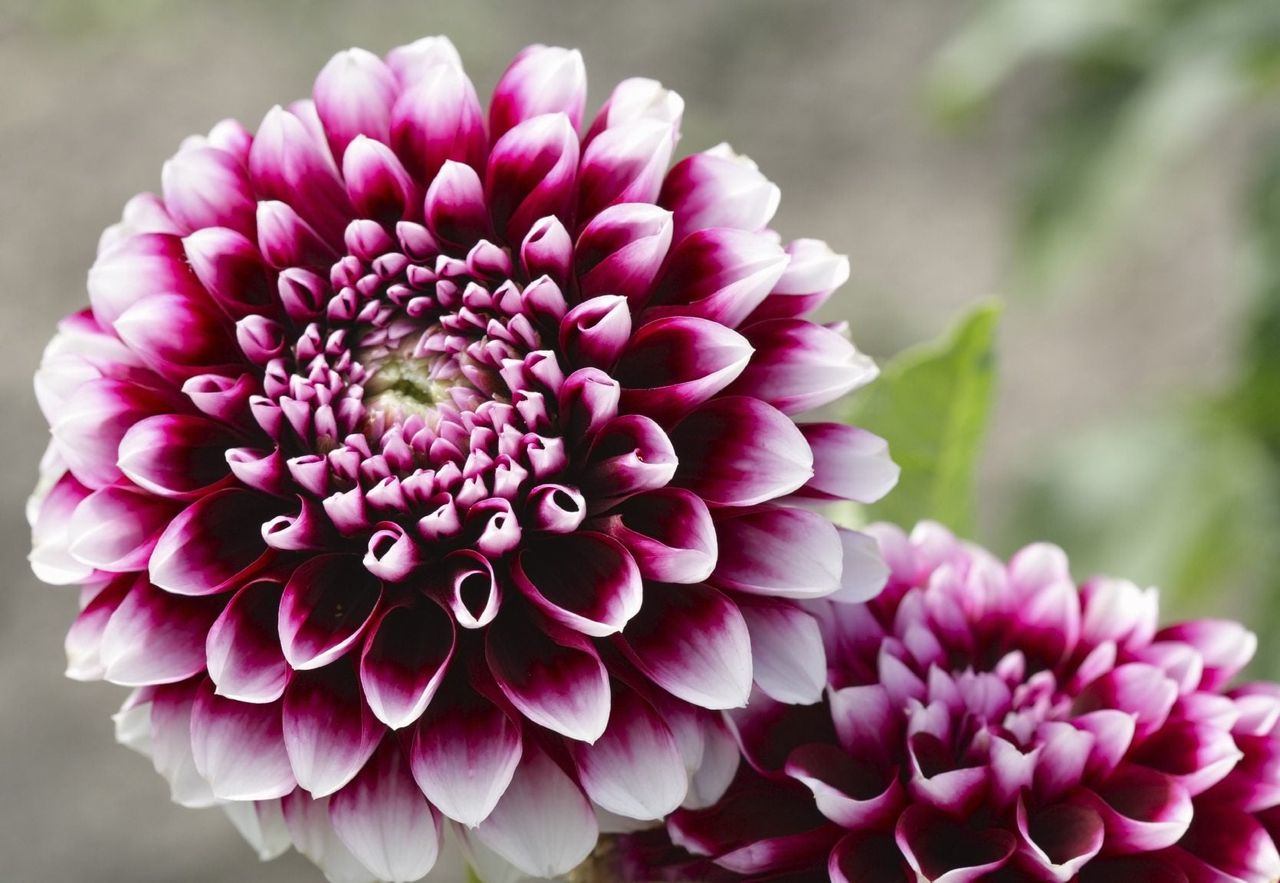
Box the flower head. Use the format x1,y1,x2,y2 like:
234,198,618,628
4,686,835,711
29,38,895,881
641,523,1280,882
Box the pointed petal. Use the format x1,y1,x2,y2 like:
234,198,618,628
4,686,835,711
513,532,642,637
670,397,813,506
283,663,383,798
191,678,296,800
100,579,221,687
206,578,291,704
67,485,175,572
118,414,237,498
330,740,441,883
474,743,598,878
571,686,689,820
618,583,752,710
279,554,382,670
615,317,753,423
711,506,842,600
486,614,611,742
485,112,579,246
313,47,398,156
607,488,718,584
489,45,586,141
148,681,219,807
409,689,523,827
796,423,899,504
149,489,279,595
737,598,827,704
359,602,455,729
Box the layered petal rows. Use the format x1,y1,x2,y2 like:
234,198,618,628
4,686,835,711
629,523,1280,882
28,38,895,882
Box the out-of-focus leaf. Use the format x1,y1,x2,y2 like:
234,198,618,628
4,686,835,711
846,302,1001,536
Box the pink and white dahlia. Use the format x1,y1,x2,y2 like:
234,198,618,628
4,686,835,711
633,523,1280,882
28,37,896,882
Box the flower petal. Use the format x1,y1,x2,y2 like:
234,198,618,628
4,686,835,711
513,532,643,637
205,578,291,704
279,554,382,671
149,489,280,595
190,678,296,800
282,662,383,798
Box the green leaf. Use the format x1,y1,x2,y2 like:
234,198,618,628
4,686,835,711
845,301,1001,537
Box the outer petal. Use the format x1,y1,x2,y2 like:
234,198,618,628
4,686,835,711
359,602,455,730
100,579,221,687
571,686,689,820
148,681,218,808
409,689,523,827
737,598,827,704
190,678,296,800
730,319,878,415
473,743,598,879
67,485,175,572
485,113,579,246
796,423,899,504
282,663,383,798
614,317,753,423
313,47,398,156
489,45,586,141
660,144,780,240
711,506,842,600
606,488,718,584
118,414,237,498
330,741,441,883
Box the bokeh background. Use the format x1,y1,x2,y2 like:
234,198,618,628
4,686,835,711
2,1,1276,880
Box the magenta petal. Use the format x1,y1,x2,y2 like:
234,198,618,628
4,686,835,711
575,202,674,307
114,293,236,382
786,742,903,830
182,227,274,319
437,549,501,630
560,294,632,371
248,104,352,243
797,423,900,505
148,681,218,807
583,413,678,500
829,831,913,883
660,146,780,240
1074,663,1178,742
329,740,441,883
342,136,415,225
711,506,842,600
282,663,382,798
87,232,204,327
473,742,598,878
1129,719,1242,796
206,579,291,704
312,47,397,156
390,59,486,184
830,685,904,765
149,489,280,596
607,488,718,584
1016,799,1104,880
118,414,237,498
53,378,179,489
359,602,455,729
100,578,220,687
514,532,643,637
1175,805,1280,882
730,318,877,415
618,583,752,710
577,119,676,221
65,575,131,680
895,806,1016,883
486,613,611,742
1077,763,1193,852
614,317,753,423
489,45,586,142
648,228,789,329
485,112,579,246
409,691,522,827
424,159,490,249
190,678,296,800
670,397,813,506
161,144,256,236
748,237,849,322
736,598,827,704
571,686,688,820
279,554,382,671
1157,619,1257,691
67,485,175,572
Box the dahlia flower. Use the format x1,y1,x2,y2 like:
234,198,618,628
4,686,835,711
28,37,896,882
633,522,1280,882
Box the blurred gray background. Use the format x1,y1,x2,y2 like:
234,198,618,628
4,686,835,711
0,1,1248,880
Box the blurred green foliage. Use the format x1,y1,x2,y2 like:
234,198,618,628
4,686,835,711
846,302,1001,537
931,0,1280,675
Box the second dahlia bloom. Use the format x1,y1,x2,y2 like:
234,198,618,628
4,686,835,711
28,37,896,882
640,523,1280,882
